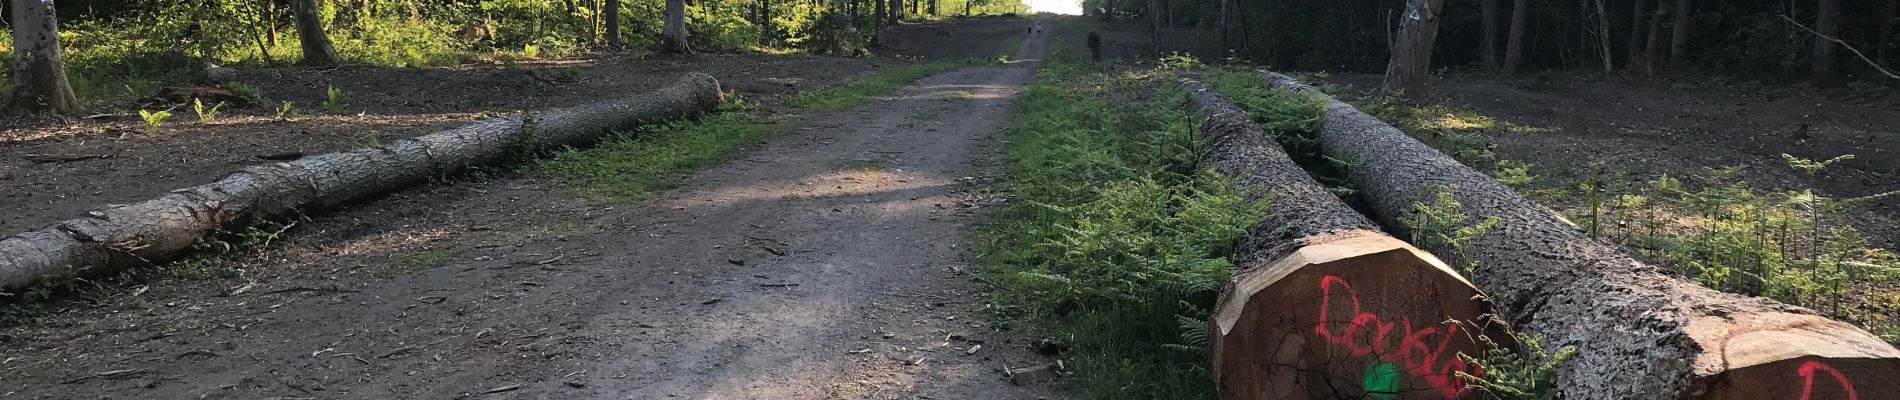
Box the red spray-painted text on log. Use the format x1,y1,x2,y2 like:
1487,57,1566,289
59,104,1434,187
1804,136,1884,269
1797,360,1858,400
1312,275,1478,399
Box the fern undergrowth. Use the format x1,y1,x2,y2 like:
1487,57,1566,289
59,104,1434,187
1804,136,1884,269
977,48,1262,399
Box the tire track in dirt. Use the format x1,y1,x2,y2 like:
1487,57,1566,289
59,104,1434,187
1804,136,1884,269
3,20,1064,400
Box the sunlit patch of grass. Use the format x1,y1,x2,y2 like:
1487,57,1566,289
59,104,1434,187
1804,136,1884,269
1422,110,1496,130
790,60,977,111
544,112,773,200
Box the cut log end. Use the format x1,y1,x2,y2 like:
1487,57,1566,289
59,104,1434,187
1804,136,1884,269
1693,314,1900,400
1212,233,1495,400
1701,356,1900,400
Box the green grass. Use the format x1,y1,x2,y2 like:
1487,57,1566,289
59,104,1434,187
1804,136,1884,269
976,49,1262,399
543,112,772,200
789,61,975,111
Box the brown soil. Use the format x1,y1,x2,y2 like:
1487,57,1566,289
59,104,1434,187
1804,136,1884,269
1321,73,1900,248
0,18,1071,399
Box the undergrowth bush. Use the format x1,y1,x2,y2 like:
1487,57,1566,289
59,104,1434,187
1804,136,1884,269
979,56,1263,398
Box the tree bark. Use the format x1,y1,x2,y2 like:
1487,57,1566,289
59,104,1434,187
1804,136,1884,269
1184,78,1493,400
1264,72,1900,400
1627,0,1648,70
663,0,691,53
1669,0,1691,66
1381,0,1448,96
1882,0,1897,67
0,74,724,292
1596,0,1614,72
1813,0,1842,86
1644,0,1669,75
1502,0,1529,74
605,0,623,48
928,0,936,15
1480,0,1501,71
1147,0,1162,57
293,0,341,66
7,0,79,114
888,0,901,24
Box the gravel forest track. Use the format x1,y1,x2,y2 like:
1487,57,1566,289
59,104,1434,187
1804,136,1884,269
1,20,1068,400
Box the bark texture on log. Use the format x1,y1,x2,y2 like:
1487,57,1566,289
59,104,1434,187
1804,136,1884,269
1263,72,1900,400
0,73,724,292
1185,79,1492,399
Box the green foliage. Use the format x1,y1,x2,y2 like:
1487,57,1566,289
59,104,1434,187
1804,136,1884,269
192,98,224,123
1400,185,1500,276
138,109,173,133
227,82,266,104
544,112,770,200
1156,52,1203,70
792,13,870,56
1494,159,1534,189
322,86,349,114
979,55,1263,399
276,101,296,120
1456,320,1577,400
1204,69,1348,194
790,61,972,111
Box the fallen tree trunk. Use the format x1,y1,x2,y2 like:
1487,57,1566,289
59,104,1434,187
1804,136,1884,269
1262,72,1900,400
0,73,723,292
1184,78,1496,399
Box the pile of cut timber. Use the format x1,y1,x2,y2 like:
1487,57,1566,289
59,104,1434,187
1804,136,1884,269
0,73,725,292
1184,78,1498,399
1261,72,1898,400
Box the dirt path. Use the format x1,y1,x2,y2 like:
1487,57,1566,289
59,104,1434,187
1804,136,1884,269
2,22,1066,400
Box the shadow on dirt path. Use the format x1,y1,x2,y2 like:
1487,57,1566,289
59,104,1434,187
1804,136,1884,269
0,19,1067,400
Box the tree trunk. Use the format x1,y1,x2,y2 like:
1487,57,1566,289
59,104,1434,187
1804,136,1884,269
875,0,886,27
6,0,79,114
1502,0,1529,74
1264,72,1900,400
888,0,901,24
0,74,725,293
606,0,623,48
762,0,775,44
1644,0,1669,75
1381,0,1448,96
1882,0,1897,67
1148,0,1162,57
928,0,936,15
663,0,691,53
1596,0,1614,72
1627,0,1648,70
293,0,341,66
1184,78,1493,400
1480,0,1501,71
1813,0,1842,86
1669,0,1691,66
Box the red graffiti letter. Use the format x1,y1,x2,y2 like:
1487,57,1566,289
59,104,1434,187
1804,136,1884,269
1798,360,1857,400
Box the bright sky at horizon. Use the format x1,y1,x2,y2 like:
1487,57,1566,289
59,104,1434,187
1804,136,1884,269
1026,0,1082,15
